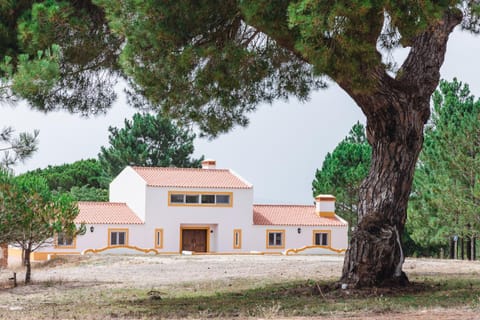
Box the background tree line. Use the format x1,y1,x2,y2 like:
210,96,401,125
19,112,204,201
313,79,480,259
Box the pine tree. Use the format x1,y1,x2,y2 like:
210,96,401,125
312,122,371,232
408,79,480,259
98,113,204,178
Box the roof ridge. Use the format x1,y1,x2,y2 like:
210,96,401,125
78,201,127,205
132,166,230,172
128,165,252,189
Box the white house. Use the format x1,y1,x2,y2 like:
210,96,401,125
10,160,348,261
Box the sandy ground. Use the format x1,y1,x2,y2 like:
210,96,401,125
4,254,480,287
8,254,346,287
1,254,480,319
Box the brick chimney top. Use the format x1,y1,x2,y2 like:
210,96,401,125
201,159,216,169
314,194,336,218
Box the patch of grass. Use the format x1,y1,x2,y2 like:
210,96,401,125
88,276,480,319
2,275,480,319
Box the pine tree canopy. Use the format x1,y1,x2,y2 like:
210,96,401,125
1,1,478,135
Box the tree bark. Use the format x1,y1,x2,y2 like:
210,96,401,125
340,92,425,287
473,237,476,261
449,238,455,259
338,11,462,288
467,237,472,260
25,246,31,284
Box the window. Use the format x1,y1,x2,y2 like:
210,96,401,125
266,230,285,249
313,230,330,246
216,195,230,204
109,229,128,246
233,229,242,249
56,233,74,248
185,194,199,204
201,194,215,204
154,229,164,248
170,194,184,203
168,192,232,206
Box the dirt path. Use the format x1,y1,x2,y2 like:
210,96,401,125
6,254,480,287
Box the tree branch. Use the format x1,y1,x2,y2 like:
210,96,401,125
397,10,463,97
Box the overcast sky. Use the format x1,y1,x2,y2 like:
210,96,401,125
2,28,479,204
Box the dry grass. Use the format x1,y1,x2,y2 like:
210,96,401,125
0,255,479,319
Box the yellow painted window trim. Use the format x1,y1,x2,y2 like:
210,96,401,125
179,226,210,253
266,229,285,249
154,228,164,249
108,228,129,246
168,191,233,207
233,229,242,249
54,233,77,249
312,230,331,246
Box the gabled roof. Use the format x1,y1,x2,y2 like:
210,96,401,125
75,202,144,225
131,167,252,189
253,205,347,227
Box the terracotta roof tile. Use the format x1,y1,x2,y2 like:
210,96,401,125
75,202,143,224
253,205,347,227
131,167,252,189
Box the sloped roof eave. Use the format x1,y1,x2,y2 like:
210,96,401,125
130,166,252,189
75,202,144,225
253,205,348,227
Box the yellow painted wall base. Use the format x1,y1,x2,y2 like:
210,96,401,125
285,245,346,255
8,248,80,261
8,245,346,262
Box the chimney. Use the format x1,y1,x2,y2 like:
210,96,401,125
201,159,216,169
315,194,336,218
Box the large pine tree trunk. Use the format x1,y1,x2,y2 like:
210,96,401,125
340,95,427,287
337,10,461,288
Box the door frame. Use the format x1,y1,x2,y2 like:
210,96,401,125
179,226,210,253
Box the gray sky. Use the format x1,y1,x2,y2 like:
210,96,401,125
2,28,479,204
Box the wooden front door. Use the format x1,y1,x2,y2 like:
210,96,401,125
182,229,207,252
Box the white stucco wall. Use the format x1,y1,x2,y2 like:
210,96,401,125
242,224,348,253
36,223,146,255
142,186,254,252
109,166,147,221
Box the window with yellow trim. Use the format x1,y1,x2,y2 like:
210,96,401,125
266,230,285,249
169,192,232,206
155,229,164,248
233,229,242,249
313,230,330,246
56,232,75,248
109,229,128,246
